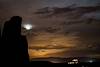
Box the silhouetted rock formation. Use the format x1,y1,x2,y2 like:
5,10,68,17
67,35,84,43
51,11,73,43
0,27,1,55
2,16,29,65
0,28,1,41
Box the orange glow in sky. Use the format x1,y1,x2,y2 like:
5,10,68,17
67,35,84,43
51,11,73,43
28,32,80,59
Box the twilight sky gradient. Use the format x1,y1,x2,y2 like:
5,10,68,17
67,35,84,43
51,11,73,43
0,0,100,59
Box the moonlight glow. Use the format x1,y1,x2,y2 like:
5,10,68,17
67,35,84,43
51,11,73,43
23,24,33,30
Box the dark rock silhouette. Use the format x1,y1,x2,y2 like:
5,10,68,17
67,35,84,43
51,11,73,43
0,28,1,41
0,27,1,53
2,16,29,65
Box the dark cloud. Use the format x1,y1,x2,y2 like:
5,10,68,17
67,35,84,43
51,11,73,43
34,5,100,18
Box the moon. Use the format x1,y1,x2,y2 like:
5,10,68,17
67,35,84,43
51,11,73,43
22,24,34,30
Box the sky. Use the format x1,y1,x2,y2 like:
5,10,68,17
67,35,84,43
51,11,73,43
0,0,100,59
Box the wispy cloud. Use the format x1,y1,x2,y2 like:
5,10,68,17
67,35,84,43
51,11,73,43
34,4,100,19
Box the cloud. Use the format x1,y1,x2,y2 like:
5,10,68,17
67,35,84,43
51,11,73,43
34,5,100,19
